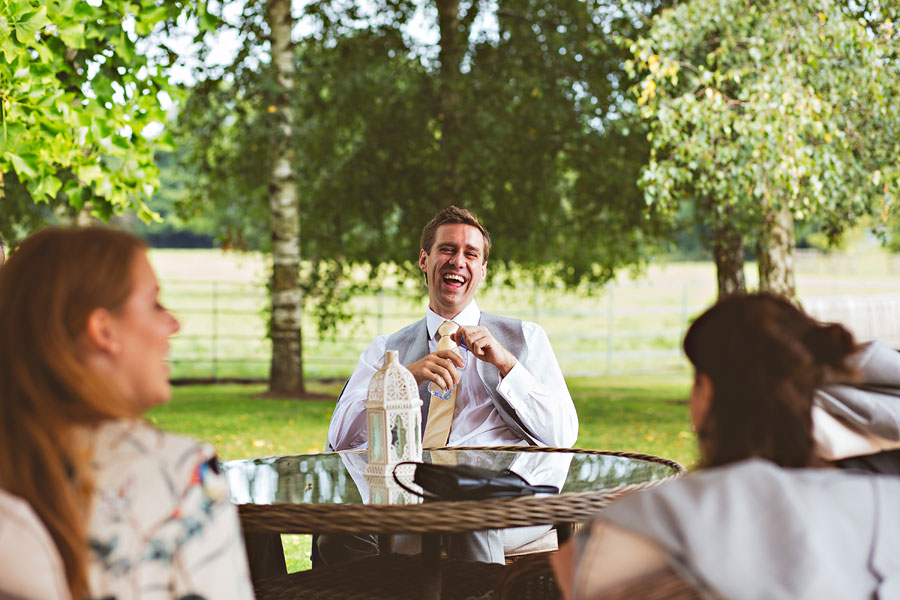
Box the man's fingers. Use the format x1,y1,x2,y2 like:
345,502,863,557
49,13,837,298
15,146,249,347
408,353,460,387
460,330,491,357
430,355,460,387
437,348,466,368
451,330,469,351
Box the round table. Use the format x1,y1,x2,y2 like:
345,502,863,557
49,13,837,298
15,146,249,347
223,446,684,600
224,446,684,536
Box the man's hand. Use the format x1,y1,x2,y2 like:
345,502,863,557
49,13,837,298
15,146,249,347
454,325,517,377
406,349,466,390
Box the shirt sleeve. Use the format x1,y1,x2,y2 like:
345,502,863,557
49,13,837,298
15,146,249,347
495,321,578,447
171,454,255,600
327,335,389,450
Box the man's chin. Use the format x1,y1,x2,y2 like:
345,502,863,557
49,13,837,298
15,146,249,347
434,296,473,315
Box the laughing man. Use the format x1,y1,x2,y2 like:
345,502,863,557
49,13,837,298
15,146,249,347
323,205,578,564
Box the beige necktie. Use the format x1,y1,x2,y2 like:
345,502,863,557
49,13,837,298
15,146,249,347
422,321,459,448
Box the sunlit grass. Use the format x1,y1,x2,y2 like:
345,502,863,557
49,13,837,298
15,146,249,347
147,373,697,572
146,382,342,459
571,373,697,469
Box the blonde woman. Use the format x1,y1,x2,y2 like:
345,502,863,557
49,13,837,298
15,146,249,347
0,227,253,600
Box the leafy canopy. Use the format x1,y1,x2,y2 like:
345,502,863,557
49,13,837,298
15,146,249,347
0,0,210,225
176,0,674,332
629,0,900,246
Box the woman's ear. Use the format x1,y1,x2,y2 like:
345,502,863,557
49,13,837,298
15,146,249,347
83,308,120,354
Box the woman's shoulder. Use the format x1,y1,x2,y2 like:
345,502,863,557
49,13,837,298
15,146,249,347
86,420,224,512
90,419,216,470
83,424,251,599
608,459,891,518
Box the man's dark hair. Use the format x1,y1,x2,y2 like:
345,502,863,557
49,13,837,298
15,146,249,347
420,206,491,262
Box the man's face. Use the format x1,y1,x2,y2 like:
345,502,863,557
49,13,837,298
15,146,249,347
419,223,487,319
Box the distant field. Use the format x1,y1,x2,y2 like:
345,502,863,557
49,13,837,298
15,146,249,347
149,246,900,381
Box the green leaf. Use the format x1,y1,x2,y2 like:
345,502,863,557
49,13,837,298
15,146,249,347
73,2,96,19
14,6,49,44
55,0,79,15
111,135,132,151
76,164,103,184
33,174,63,199
0,122,26,153
1,36,19,63
62,179,82,198
134,6,169,34
5,151,39,177
103,153,125,171
57,22,85,48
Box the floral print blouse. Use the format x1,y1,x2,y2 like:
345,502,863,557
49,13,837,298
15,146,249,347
82,420,254,600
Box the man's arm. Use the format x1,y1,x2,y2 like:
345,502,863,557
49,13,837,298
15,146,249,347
456,322,578,447
327,336,389,450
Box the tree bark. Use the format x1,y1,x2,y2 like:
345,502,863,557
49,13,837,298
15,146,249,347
756,202,797,300
711,218,746,299
266,0,304,395
435,0,477,206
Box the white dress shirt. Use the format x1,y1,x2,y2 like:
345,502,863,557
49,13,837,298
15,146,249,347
327,300,578,450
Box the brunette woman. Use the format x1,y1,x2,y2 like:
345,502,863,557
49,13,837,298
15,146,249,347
553,293,900,599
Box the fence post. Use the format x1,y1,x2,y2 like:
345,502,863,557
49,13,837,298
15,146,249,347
606,285,615,375
211,281,218,381
377,289,384,336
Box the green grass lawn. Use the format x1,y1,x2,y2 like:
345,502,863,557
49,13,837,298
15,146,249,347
147,373,697,572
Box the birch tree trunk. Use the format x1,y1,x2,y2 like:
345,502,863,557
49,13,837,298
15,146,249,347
266,0,304,395
711,217,746,299
757,203,797,300
435,0,478,206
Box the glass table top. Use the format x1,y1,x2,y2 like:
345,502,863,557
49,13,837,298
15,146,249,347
223,448,679,506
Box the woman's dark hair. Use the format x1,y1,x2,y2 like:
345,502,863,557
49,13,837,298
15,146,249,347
683,293,857,469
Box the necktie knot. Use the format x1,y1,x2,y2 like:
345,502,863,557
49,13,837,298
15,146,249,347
438,320,458,338
436,321,459,350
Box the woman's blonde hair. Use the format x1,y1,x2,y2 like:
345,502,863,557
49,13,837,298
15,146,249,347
0,226,147,598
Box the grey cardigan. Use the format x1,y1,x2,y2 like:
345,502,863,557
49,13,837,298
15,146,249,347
597,459,900,599
815,340,900,442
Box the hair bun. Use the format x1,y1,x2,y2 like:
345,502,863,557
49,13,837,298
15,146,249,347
802,323,856,371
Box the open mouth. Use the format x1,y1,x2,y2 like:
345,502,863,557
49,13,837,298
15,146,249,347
442,272,466,289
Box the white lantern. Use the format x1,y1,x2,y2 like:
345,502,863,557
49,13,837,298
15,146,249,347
364,471,422,505
365,350,423,481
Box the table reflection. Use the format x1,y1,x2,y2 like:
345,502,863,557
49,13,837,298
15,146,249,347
224,448,677,507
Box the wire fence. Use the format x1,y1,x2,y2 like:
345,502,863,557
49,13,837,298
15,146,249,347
162,255,900,382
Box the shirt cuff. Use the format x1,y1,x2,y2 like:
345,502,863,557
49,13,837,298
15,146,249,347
496,360,536,409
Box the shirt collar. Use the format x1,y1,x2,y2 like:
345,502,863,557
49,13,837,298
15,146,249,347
426,300,481,340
